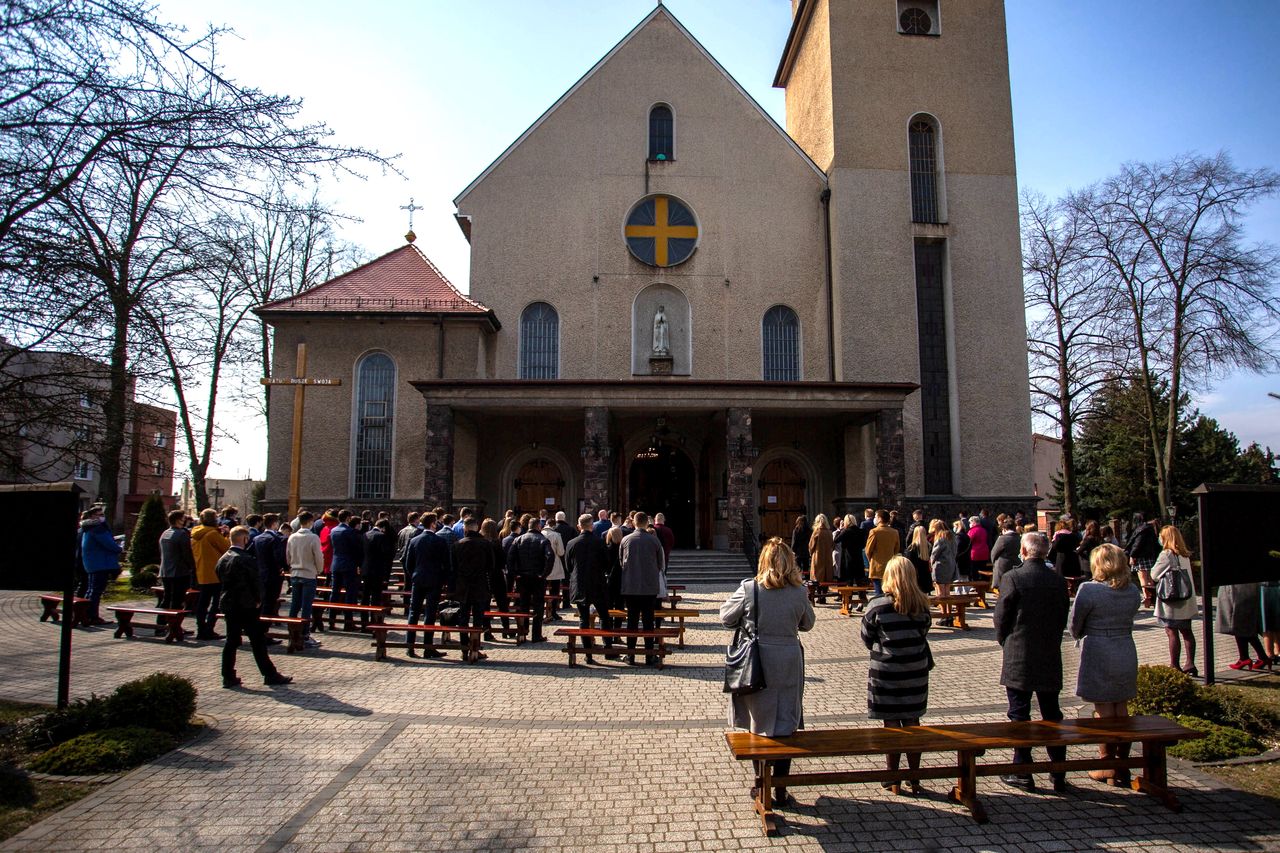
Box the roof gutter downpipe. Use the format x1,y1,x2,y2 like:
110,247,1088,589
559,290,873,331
820,186,836,381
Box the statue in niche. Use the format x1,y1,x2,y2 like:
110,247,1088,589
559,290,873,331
652,305,670,356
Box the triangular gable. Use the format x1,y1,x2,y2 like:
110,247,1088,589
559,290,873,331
453,5,825,207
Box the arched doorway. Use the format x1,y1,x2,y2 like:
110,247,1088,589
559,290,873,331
628,444,695,548
759,458,807,541
514,458,564,515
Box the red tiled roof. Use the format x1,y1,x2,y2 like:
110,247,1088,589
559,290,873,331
257,243,490,315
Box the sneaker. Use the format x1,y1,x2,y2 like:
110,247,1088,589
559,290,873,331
303,637,321,649
1000,774,1035,792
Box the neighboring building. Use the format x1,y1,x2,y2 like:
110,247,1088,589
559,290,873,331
257,2,1036,549
1032,432,1063,529
0,341,177,529
182,477,259,519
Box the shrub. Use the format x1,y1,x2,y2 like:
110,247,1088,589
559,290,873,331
129,564,159,591
127,494,168,569
1168,715,1263,762
106,673,196,734
1194,684,1280,740
28,727,175,775
18,696,112,750
1131,665,1198,716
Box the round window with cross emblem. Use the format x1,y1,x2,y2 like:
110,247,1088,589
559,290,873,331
624,194,699,267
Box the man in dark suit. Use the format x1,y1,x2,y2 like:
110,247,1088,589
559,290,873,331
404,513,452,657
329,510,364,606
994,532,1070,792
566,512,615,662
251,513,287,620
507,517,554,642
361,519,396,612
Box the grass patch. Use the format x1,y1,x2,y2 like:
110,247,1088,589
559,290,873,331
100,575,147,604
1202,760,1280,803
0,702,51,729
0,775,93,843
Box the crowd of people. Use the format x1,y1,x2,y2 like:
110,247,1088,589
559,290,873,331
724,508,1280,805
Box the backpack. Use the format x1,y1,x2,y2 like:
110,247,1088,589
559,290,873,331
1156,557,1193,603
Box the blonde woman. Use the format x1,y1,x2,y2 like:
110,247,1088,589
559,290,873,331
1069,543,1141,784
809,514,834,594
1151,525,1198,675
861,555,932,795
905,525,933,595
721,538,816,808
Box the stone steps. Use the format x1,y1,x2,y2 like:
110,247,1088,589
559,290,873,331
665,550,753,585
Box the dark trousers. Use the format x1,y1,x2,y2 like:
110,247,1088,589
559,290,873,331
331,569,360,604
161,575,189,610
359,572,387,609
1006,687,1066,774
408,581,442,645
461,601,486,630
222,609,278,681
625,594,656,656
260,572,283,616
577,600,613,651
85,570,109,621
516,575,546,639
196,582,222,636
547,579,564,613
485,571,510,633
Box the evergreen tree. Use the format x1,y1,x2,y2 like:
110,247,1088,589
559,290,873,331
127,494,167,568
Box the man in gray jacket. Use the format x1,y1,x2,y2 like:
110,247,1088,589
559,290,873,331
158,510,195,610
994,532,1069,792
620,512,665,665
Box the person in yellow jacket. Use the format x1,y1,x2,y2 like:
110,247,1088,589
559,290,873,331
863,510,900,597
191,508,230,640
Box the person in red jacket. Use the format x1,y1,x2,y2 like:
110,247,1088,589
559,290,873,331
317,511,338,579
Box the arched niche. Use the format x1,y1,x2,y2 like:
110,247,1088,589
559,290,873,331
632,282,691,375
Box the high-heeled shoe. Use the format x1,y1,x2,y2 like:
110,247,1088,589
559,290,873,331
1182,665,1199,678
1251,659,1273,671
1229,659,1252,670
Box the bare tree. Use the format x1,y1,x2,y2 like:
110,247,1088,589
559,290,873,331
1074,153,1280,515
1022,191,1125,517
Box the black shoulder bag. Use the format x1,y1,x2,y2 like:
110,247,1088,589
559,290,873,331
724,581,767,695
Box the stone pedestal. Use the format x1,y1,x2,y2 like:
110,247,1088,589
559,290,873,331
726,407,756,552
875,408,906,510
648,355,673,375
582,407,611,513
424,404,455,509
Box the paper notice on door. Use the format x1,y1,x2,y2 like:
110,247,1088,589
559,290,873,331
767,496,777,504
545,498,555,505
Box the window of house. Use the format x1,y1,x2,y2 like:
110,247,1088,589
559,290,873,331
519,303,559,379
353,353,395,500
897,1,940,36
909,116,943,224
649,104,674,161
154,431,166,448
74,461,92,480
79,393,92,409
762,305,801,381
152,459,163,477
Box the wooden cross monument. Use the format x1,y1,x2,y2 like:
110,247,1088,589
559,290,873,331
260,342,341,518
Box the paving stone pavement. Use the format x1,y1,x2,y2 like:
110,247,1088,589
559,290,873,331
1,587,1277,852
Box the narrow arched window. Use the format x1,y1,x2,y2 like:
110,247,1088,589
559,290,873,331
649,104,673,161
353,353,395,500
519,302,559,379
762,305,801,381
909,117,942,223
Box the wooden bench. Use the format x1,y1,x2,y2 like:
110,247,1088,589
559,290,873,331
726,715,1204,835
311,602,387,632
38,594,90,627
506,591,563,622
554,627,680,668
930,594,980,629
599,607,701,648
665,584,685,610
964,581,992,607
483,609,530,643
805,581,833,604
833,585,873,616
210,613,309,653
149,585,200,611
106,606,189,643
366,623,485,662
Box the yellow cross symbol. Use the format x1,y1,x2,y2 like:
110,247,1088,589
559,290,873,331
625,195,698,266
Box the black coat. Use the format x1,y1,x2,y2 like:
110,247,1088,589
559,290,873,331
486,539,507,599
452,533,493,604
405,530,452,587
363,529,395,581
833,525,867,582
565,531,610,605
1048,531,1083,577
994,558,1069,692
553,520,576,545
507,531,554,578
215,546,262,613
955,529,972,578
1125,522,1159,562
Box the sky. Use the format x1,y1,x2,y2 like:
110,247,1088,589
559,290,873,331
151,0,1280,481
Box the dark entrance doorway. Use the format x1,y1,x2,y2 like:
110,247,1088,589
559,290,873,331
628,445,696,548
514,458,564,516
759,458,807,542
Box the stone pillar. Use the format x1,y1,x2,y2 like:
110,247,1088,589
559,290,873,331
875,408,906,509
424,403,454,509
726,407,756,551
582,406,611,513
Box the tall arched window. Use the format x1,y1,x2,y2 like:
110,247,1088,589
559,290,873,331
519,302,559,379
762,305,801,381
649,104,673,161
353,352,395,500
909,116,942,223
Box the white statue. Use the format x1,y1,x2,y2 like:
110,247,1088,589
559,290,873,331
652,305,670,356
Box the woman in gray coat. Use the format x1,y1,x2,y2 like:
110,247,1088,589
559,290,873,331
721,537,816,808
928,519,957,626
1069,543,1141,784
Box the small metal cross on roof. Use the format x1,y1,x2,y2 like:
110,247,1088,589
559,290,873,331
400,197,422,230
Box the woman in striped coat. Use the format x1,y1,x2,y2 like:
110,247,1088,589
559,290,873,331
860,555,933,795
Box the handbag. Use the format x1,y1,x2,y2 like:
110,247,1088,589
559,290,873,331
723,581,767,696
436,601,463,626
1156,557,1193,603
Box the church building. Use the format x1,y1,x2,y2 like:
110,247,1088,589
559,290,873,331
257,0,1036,550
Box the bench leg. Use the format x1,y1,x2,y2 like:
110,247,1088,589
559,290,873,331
375,630,387,661
286,622,303,653
948,749,988,824
756,760,778,836
956,605,969,630
657,639,666,670
114,613,133,639
40,601,57,622
311,610,323,633
676,619,685,649
164,614,183,643
566,634,577,667
1134,741,1181,812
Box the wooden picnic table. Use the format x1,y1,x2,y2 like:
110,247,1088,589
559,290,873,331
930,594,980,629
553,627,680,668
589,607,702,648
833,585,873,616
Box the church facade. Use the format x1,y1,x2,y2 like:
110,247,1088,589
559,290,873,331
258,1,1036,550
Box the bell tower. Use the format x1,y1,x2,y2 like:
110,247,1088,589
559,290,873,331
776,0,1032,501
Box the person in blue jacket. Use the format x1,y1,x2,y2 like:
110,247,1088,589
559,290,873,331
79,506,121,624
